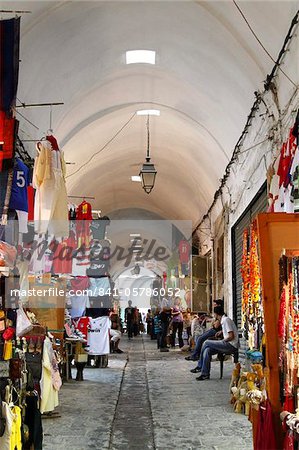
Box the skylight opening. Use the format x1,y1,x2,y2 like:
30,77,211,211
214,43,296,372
136,109,160,116
126,50,156,65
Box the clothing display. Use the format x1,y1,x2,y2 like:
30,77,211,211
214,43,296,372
33,137,68,238
268,123,299,213
76,201,92,248
70,295,90,318
90,216,110,241
87,316,110,355
40,337,61,414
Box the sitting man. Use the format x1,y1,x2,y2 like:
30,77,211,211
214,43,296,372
190,305,239,380
110,312,123,354
185,299,224,361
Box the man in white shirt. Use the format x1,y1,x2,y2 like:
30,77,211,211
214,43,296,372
191,306,239,381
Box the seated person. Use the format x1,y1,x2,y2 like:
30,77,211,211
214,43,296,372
190,305,239,380
185,299,224,361
110,312,123,354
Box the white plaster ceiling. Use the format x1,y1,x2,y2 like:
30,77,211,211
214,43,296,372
6,1,298,225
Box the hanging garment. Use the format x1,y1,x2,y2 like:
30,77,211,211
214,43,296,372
178,240,191,264
0,166,14,225
40,337,61,414
51,231,76,274
0,401,14,450
9,158,30,233
0,18,20,112
90,216,110,241
0,113,18,171
277,131,297,188
23,394,43,450
76,201,92,247
9,159,30,211
72,246,90,277
88,277,110,296
292,109,299,146
16,259,29,303
70,276,90,291
254,401,278,450
10,405,21,450
70,295,90,318
87,316,110,355
33,139,68,238
27,185,35,221
75,316,89,339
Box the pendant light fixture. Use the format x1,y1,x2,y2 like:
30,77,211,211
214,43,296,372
139,115,157,194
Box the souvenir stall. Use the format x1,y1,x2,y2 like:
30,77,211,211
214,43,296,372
229,214,299,450
229,112,299,449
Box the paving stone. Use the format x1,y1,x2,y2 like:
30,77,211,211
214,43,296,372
43,335,252,450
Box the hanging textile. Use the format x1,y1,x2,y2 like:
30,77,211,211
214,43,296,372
76,200,92,248
9,158,30,233
254,400,277,450
278,256,299,396
33,137,68,238
0,18,20,112
240,221,264,349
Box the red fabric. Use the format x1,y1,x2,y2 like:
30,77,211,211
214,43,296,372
254,401,277,450
0,113,15,168
46,134,59,151
27,185,35,221
283,431,294,450
283,396,295,414
76,201,92,220
76,201,92,247
178,240,191,264
51,232,76,274
70,276,90,291
75,317,89,339
277,130,297,188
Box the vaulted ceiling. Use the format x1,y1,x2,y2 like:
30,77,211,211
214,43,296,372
8,1,298,225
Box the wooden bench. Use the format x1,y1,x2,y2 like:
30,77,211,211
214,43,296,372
218,348,239,379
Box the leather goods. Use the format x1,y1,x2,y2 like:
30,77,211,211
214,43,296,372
9,358,22,381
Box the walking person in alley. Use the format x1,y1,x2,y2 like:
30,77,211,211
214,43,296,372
171,300,184,348
191,305,239,380
125,300,134,339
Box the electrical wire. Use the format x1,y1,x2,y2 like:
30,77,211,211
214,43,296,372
15,109,39,130
66,112,136,179
233,1,298,88
193,8,299,236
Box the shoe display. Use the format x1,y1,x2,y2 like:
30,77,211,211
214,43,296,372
190,367,201,373
196,374,210,380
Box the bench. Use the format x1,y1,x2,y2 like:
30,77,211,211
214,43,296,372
217,348,239,379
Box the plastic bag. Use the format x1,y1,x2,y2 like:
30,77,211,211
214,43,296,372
16,305,33,337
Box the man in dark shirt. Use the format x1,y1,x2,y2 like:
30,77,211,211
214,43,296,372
125,300,134,339
159,307,171,352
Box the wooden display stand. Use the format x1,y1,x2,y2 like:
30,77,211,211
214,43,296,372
256,213,299,447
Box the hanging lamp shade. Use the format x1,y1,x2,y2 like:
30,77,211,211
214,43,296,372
139,160,157,194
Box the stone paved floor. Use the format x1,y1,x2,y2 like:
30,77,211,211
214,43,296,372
43,335,252,450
